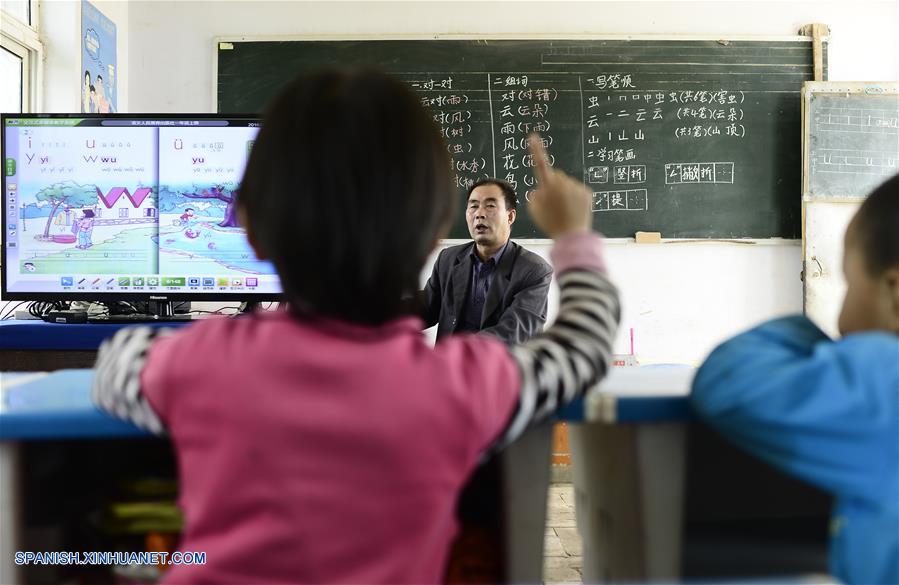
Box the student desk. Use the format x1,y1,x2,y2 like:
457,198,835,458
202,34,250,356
0,366,696,584
0,321,189,585
0,320,695,583
2,357,828,584
559,366,695,583
560,367,829,583
0,371,142,584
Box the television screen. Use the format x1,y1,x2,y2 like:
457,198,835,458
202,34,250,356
1,114,281,302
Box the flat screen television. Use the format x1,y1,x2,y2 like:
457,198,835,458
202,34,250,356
1,114,282,312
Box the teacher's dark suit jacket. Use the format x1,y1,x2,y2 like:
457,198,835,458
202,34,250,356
422,240,552,344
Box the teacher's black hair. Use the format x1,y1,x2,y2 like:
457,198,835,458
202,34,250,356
467,178,518,211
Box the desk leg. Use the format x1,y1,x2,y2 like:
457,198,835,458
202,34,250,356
569,422,685,582
500,423,552,582
0,442,23,585
445,423,552,583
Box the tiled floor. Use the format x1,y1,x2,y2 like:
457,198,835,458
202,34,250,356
544,483,583,584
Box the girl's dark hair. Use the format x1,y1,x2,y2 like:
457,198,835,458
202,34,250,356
852,173,899,275
467,178,518,211
238,69,454,324
82,209,95,218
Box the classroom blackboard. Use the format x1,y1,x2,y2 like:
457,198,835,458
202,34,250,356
217,38,823,238
804,83,899,199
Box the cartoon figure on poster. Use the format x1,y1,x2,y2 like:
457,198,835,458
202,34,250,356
94,73,114,113
83,70,94,113
81,0,117,114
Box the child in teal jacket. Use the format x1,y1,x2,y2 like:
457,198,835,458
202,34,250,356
692,174,899,585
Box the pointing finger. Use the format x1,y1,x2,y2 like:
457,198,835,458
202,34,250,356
528,133,551,185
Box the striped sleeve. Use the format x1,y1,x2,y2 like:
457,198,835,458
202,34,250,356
91,326,173,435
492,263,620,451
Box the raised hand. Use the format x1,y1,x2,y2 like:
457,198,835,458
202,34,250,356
527,134,593,238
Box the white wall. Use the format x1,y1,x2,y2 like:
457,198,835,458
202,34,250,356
804,202,858,339
30,1,899,362
125,0,899,114
40,0,129,112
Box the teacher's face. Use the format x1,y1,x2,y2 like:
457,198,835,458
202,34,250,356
466,183,515,249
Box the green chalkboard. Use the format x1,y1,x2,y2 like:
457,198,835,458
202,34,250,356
217,38,823,238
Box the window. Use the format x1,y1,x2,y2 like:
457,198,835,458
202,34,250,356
0,0,31,26
1,0,42,113
119,208,129,218
0,45,22,113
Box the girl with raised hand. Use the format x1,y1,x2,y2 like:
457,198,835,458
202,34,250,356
92,69,619,584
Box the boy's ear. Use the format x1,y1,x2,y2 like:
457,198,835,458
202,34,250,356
886,267,899,315
238,206,266,260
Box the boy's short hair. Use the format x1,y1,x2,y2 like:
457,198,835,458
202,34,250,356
238,69,454,324
467,178,518,211
852,173,899,275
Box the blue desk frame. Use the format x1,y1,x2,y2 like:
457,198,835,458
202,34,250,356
1,368,692,440
0,320,191,352
0,370,148,439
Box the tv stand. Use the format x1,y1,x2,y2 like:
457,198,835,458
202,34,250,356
87,301,194,324
87,314,194,324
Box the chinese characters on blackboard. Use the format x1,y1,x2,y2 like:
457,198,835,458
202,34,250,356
404,72,746,215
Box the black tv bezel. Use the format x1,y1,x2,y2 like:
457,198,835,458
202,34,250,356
1,112,283,303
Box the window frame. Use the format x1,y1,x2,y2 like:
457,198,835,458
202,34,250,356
1,1,43,113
